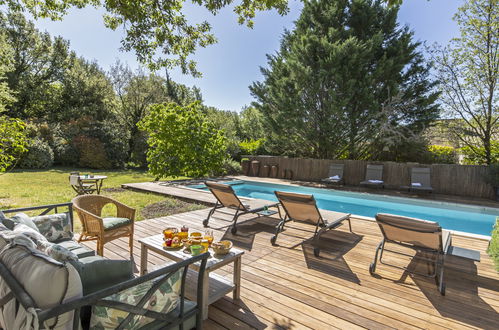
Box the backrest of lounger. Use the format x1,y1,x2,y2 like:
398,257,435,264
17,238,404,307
375,213,443,251
328,164,344,178
365,165,383,181
411,167,431,187
205,181,244,209
275,191,321,224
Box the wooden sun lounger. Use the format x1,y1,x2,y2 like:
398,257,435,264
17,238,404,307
370,213,451,295
203,181,279,234
401,167,433,193
273,191,351,256
360,164,384,188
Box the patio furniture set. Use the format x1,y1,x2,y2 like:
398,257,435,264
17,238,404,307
0,176,481,329
69,172,108,195
322,163,434,192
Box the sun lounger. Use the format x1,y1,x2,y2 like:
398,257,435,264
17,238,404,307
321,164,344,185
360,164,384,188
403,167,433,193
273,191,351,256
203,181,279,234
370,213,452,295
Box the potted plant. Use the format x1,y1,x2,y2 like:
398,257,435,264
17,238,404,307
241,158,251,175
486,164,499,201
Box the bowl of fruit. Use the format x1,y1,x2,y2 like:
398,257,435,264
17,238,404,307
163,236,182,249
211,240,233,255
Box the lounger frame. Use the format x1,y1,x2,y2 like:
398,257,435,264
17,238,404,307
370,214,450,295
273,191,352,256
203,181,279,234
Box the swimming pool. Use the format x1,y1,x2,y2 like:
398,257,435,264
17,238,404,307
188,180,499,237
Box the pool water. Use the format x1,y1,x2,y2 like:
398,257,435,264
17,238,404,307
188,180,499,236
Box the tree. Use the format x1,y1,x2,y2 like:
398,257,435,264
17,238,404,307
0,12,73,119
250,0,440,160
433,0,498,165
138,101,227,178
0,0,290,76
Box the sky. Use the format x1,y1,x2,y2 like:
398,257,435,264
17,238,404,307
32,0,463,112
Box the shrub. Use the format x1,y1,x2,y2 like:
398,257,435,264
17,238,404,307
427,145,457,164
485,163,499,187
73,135,111,169
212,158,242,176
19,138,54,169
239,139,264,155
461,141,499,165
487,218,499,272
52,137,79,166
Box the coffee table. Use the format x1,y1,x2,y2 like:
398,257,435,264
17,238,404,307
138,234,244,320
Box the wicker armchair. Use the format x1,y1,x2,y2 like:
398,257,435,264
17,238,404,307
72,195,135,257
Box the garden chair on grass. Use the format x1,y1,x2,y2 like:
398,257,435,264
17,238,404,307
72,195,135,257
404,167,433,193
203,181,279,234
273,191,352,256
370,213,451,295
69,173,96,195
321,164,344,185
360,164,384,188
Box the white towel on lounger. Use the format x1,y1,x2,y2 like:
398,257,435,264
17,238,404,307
411,182,422,187
368,180,383,184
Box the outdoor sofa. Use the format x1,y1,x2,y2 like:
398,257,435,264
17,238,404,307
0,203,208,329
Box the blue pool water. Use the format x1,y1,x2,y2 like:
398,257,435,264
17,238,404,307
188,180,499,236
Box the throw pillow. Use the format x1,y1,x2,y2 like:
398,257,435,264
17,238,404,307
43,243,78,262
12,223,49,245
90,269,183,329
9,213,39,232
31,213,73,242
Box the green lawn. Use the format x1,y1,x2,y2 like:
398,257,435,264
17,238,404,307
0,168,205,221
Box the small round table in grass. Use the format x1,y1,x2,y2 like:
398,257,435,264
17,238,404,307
79,175,108,194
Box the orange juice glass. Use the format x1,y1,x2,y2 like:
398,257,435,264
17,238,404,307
201,239,210,253
163,228,177,239
204,230,214,245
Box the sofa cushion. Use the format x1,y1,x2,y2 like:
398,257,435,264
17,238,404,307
90,268,183,329
70,256,134,295
12,223,48,244
31,213,73,243
57,240,96,259
0,243,82,329
103,217,133,231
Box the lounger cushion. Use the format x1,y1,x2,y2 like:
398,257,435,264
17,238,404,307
0,243,82,329
90,268,183,329
102,217,133,231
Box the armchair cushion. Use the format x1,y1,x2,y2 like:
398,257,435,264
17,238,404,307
31,213,73,243
103,217,133,231
70,256,134,295
90,268,183,329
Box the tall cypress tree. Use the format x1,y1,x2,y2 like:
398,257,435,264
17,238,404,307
250,0,440,159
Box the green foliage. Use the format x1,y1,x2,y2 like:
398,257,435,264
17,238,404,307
461,141,499,165
239,139,264,155
250,0,440,160
138,102,227,179
0,116,27,172
212,158,242,176
0,33,15,113
0,0,289,76
205,107,241,158
433,0,499,165
1,12,73,119
427,145,457,164
19,138,54,169
487,218,499,271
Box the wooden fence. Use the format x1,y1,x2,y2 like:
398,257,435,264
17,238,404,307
245,156,496,200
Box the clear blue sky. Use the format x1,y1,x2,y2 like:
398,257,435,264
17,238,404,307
32,0,462,112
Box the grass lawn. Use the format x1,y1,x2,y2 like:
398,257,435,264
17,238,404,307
0,168,205,222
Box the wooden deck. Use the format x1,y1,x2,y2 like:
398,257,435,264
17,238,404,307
80,207,499,329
